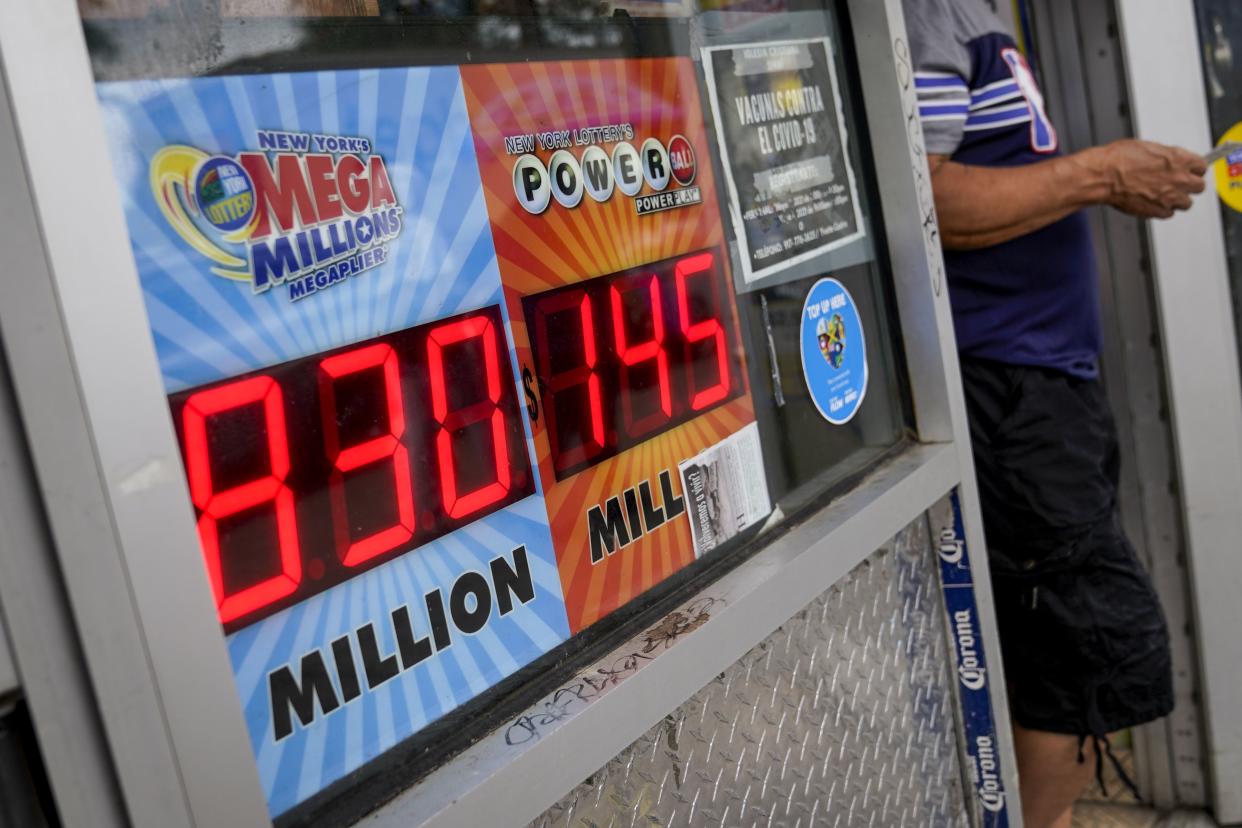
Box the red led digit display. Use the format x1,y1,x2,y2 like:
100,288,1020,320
183,376,302,624
427,315,512,519
532,289,606,475
169,305,535,633
610,274,672,438
676,252,731,410
318,343,415,567
523,248,744,480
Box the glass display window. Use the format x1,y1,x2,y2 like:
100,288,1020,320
80,1,914,820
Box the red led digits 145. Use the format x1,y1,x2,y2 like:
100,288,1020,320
524,248,742,479
170,305,534,631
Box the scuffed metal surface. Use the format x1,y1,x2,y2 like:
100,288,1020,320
532,515,970,827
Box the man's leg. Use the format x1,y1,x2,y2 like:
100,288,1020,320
1012,724,1095,828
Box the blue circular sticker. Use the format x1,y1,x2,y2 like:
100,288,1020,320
800,277,868,425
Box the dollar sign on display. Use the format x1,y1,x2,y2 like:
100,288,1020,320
522,365,539,422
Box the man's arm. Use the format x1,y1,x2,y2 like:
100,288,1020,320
930,139,1208,250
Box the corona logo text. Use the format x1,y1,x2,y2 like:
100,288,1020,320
953,608,987,691
938,527,964,564
973,735,1006,813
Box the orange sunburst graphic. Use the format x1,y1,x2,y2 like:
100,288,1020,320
463,58,758,633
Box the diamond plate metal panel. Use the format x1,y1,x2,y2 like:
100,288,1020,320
533,515,970,828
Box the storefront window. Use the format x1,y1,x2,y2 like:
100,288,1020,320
81,1,912,820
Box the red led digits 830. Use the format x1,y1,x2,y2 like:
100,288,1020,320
169,305,535,632
523,248,743,479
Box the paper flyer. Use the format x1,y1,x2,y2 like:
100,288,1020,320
678,422,772,557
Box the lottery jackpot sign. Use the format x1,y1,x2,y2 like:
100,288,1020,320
462,57,764,633
99,67,571,817
96,56,767,817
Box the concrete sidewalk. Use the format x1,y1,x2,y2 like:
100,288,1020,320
1072,745,1216,828
1074,802,1217,827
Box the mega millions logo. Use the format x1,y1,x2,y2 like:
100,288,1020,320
150,130,402,301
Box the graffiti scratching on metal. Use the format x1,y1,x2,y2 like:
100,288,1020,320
532,516,972,827
893,35,946,299
505,597,721,747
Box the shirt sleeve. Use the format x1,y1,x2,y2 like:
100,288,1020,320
901,0,973,156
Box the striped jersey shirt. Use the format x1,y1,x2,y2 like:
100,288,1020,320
903,0,1101,378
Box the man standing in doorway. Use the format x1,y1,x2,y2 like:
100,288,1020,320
902,1,1207,826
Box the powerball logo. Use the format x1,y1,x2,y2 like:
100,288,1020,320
150,130,403,302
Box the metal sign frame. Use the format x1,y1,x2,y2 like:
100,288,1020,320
0,604,14,702
0,0,1022,825
0,630,13,710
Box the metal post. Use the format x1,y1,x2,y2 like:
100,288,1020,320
0,2,269,825
0,89,129,828
0,616,15,703
1115,0,1242,820
1023,0,1209,807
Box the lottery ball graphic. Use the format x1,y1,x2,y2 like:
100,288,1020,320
817,314,847,369
194,155,256,234
668,134,696,186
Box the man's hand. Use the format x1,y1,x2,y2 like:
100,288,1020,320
1088,139,1207,219
929,140,1208,251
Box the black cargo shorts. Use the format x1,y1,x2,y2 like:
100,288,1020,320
960,357,1173,736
